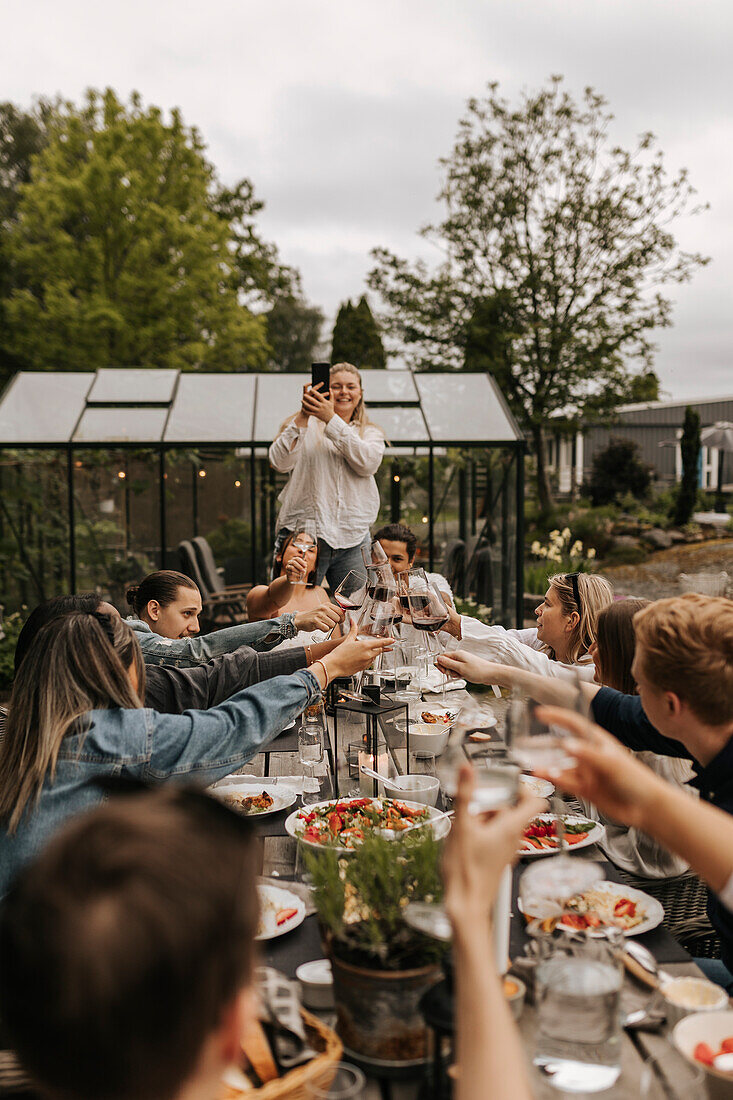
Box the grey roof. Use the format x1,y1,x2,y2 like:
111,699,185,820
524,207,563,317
0,369,523,447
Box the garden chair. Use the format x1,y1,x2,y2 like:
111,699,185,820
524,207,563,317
176,541,248,629
678,571,730,597
440,539,466,596
191,536,252,601
465,545,494,610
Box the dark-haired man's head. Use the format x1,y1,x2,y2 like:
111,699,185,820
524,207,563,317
374,523,418,577
0,786,259,1100
14,594,119,674
126,571,202,639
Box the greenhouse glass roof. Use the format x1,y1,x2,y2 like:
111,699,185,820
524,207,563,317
0,369,522,447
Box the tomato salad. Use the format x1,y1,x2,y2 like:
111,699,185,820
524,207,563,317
295,798,430,849
521,816,595,852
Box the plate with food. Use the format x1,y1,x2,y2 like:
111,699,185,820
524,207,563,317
209,780,297,818
557,881,664,937
519,813,604,857
519,880,663,937
285,797,452,851
419,706,459,726
255,883,306,941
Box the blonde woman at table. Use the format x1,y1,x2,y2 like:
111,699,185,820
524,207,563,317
439,598,695,879
442,571,613,679
268,363,385,592
444,766,540,1100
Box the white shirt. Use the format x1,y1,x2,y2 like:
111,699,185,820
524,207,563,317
269,415,385,549
457,620,596,680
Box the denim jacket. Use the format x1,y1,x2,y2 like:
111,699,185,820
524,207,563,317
127,614,298,669
0,669,320,897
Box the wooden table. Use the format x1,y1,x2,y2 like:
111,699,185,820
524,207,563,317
251,692,707,1098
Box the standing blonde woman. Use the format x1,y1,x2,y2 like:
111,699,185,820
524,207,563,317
269,363,385,591
443,571,614,678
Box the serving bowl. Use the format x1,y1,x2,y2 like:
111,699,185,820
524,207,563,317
408,724,452,756
381,774,441,807
673,1008,733,1098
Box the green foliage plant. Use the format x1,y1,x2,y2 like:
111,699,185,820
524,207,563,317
369,77,709,512
0,611,23,693
331,294,386,369
674,407,701,527
304,830,447,971
589,438,651,507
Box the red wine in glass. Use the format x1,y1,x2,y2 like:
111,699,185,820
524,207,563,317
335,594,362,612
411,614,449,634
369,584,395,602
371,610,403,628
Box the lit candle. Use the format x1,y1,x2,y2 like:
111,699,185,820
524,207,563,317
358,747,390,796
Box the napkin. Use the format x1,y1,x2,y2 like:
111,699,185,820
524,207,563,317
256,967,317,1070
419,667,466,693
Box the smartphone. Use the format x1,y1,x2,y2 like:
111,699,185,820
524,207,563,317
311,362,331,398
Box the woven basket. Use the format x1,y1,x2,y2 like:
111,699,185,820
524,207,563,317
221,1009,342,1100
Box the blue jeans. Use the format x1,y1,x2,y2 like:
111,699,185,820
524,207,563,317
316,534,372,591
694,957,733,994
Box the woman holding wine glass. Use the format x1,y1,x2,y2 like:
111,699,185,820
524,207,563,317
247,530,345,646
268,363,385,592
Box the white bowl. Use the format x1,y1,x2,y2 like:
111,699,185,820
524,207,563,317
662,976,729,1027
408,724,451,756
673,1008,733,1098
296,959,335,1010
382,774,441,807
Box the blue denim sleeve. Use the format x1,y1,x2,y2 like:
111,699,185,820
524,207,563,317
137,614,297,666
143,669,321,782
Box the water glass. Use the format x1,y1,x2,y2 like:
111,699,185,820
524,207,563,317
409,750,436,776
506,690,577,775
307,1062,366,1098
299,704,326,802
533,926,624,1093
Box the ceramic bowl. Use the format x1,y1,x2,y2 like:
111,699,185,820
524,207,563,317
382,774,441,807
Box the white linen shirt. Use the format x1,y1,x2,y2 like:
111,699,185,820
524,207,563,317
457,621,596,680
269,415,385,549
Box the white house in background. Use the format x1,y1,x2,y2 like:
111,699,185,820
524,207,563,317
547,393,733,495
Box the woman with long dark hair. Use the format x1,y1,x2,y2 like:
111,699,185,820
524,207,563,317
0,611,389,895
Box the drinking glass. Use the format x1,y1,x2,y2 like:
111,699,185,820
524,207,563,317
533,923,625,1093
333,570,367,615
362,539,389,567
289,527,318,590
299,702,326,804
409,750,436,776
436,698,517,813
505,690,577,775
404,573,450,702
365,563,397,602
307,1062,366,1099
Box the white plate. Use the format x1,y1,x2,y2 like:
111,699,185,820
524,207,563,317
519,775,555,799
519,813,605,858
418,705,459,726
255,883,306,941
518,880,664,938
285,797,452,852
208,779,297,818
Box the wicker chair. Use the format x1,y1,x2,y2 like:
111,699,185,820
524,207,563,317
613,866,721,958
678,571,730,597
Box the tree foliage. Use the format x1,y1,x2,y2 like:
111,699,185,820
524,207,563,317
673,406,701,526
0,89,316,377
589,437,651,507
331,294,386,368
369,77,708,511
266,293,324,371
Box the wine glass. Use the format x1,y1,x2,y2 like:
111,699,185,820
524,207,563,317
329,570,367,637
438,698,518,814
289,527,318,590
362,539,389,567
404,573,450,702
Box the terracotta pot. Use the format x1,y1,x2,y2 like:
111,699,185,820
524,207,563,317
329,952,441,1064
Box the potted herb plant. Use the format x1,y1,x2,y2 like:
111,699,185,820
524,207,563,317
305,830,447,1065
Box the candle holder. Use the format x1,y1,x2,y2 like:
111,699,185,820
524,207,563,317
332,693,411,797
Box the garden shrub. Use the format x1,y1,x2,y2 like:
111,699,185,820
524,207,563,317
589,438,651,507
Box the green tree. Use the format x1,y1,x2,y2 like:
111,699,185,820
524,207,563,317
0,100,54,388
673,406,701,526
266,293,324,371
1,89,273,372
331,294,386,368
589,437,651,507
369,77,708,512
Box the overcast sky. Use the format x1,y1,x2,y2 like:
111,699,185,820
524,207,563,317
3,0,731,399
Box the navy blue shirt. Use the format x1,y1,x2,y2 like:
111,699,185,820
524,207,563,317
592,687,733,970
